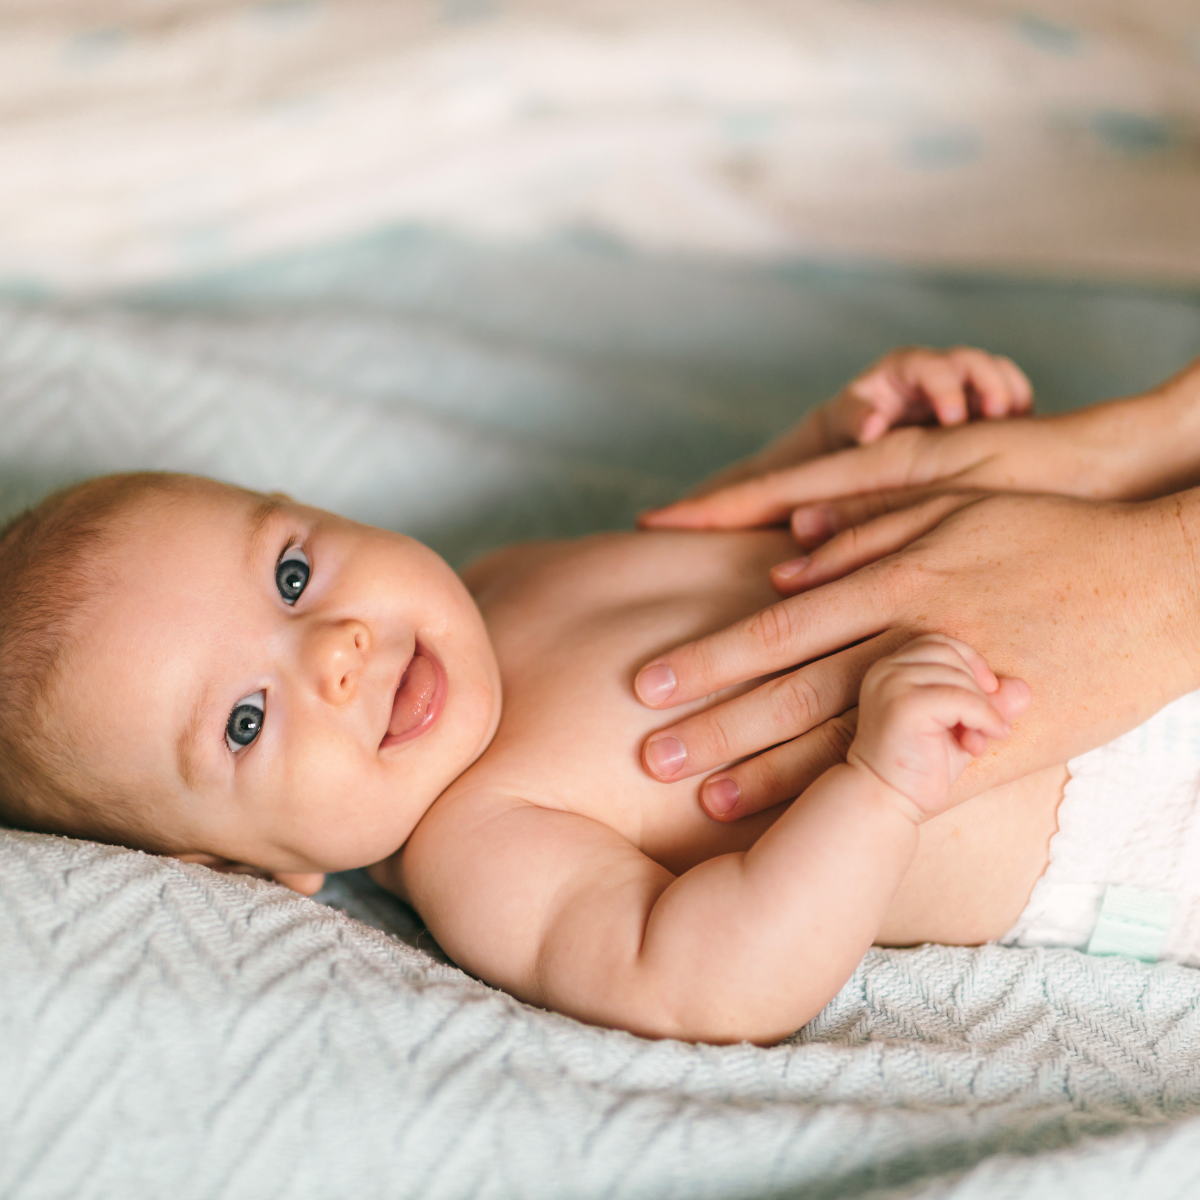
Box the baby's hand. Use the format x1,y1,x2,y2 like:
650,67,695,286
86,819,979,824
847,635,1031,822
827,346,1033,446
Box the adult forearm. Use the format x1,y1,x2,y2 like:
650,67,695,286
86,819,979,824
1096,358,1200,499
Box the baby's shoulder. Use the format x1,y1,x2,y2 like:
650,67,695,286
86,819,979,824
458,538,569,596
370,783,530,900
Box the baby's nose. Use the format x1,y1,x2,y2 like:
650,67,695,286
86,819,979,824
306,619,369,704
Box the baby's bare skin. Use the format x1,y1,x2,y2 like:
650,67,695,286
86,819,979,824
375,527,1062,1034
40,346,1056,1047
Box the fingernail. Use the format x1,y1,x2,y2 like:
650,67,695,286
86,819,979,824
704,777,740,816
773,556,810,580
636,662,677,705
860,412,887,443
645,735,687,778
792,506,834,540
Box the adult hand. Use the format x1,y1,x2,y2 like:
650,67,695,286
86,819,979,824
635,490,1200,821
642,355,1200,543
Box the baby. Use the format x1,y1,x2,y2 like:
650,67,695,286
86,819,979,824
1,347,1067,1044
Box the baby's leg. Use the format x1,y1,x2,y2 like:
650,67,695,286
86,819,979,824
876,763,1067,947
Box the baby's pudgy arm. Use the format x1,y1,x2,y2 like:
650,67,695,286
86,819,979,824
381,769,920,1045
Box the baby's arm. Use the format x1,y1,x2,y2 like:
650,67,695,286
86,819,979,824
391,637,1025,1045
684,346,1032,496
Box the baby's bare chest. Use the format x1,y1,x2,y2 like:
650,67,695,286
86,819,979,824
449,531,792,872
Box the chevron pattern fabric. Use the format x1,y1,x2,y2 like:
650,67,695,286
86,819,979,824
3,831,1200,1199
0,231,1198,1196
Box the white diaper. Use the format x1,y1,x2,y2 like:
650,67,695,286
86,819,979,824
1002,688,1200,966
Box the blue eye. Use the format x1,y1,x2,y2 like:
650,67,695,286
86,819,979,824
226,691,265,753
276,546,309,605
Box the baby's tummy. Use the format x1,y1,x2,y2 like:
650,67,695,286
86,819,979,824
876,764,1066,947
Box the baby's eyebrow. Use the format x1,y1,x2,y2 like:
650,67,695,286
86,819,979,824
245,496,286,567
176,681,213,791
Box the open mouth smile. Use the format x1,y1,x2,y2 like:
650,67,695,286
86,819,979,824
380,642,447,749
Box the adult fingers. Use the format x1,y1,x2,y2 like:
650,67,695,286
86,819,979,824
700,710,860,820
641,631,907,781
788,484,975,549
638,431,926,531
772,493,982,595
634,558,901,708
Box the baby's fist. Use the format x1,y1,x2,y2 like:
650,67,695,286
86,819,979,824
830,346,1033,446
848,635,1030,821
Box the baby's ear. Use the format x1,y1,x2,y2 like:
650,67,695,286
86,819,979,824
171,852,324,895
270,871,326,896
172,851,250,872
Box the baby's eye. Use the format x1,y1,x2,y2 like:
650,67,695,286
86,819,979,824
276,546,310,605
226,691,265,753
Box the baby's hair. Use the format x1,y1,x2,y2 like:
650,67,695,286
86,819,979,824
0,472,197,848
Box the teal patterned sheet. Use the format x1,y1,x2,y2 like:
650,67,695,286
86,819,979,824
0,229,1198,1200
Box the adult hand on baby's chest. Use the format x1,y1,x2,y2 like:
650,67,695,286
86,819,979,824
636,491,1200,818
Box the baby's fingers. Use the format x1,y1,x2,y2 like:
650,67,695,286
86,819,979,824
992,675,1032,722
838,391,894,445
921,684,1014,745
947,348,1014,419
886,634,1001,695
956,726,989,756
896,353,970,426
995,355,1035,413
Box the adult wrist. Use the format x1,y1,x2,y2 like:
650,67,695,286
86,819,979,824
1135,487,1200,693
1101,365,1200,500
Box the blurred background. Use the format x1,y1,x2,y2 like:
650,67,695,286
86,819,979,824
1,0,1199,560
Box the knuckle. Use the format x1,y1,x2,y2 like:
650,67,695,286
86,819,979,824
772,672,823,735
875,555,918,609
745,601,798,658
887,424,929,467
683,637,725,693
697,711,737,765
748,749,800,804
820,714,858,761
836,522,865,564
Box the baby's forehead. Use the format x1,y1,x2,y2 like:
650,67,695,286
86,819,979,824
67,485,281,655
54,490,275,772
102,481,289,561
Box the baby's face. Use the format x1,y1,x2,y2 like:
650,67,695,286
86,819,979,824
56,480,501,880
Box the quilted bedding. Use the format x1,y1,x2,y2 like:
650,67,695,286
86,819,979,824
1,230,1200,1199
4,2,1200,1197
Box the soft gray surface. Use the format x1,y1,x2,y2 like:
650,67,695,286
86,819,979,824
2,232,1200,1198
5,832,1200,1200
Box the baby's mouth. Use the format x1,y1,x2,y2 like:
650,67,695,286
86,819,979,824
381,643,447,748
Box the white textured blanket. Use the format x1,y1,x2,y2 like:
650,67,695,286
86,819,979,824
5,834,1200,1199
1,233,1199,1198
